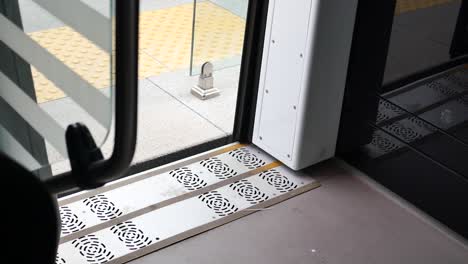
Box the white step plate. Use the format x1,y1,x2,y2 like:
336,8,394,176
58,145,274,242
56,145,319,264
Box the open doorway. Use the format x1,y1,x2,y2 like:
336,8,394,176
10,0,251,175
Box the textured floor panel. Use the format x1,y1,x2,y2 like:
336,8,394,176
56,144,319,264
57,145,274,242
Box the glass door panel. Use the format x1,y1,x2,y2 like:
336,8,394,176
190,0,249,75
0,0,114,176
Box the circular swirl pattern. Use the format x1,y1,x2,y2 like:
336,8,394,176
260,170,297,193
230,180,268,204
170,167,207,190
371,133,400,154
407,117,434,132
55,255,66,264
376,111,389,124
229,148,266,169
379,100,404,115
429,80,458,98
200,157,237,179
457,95,468,106
385,122,421,142
83,195,123,221
59,206,86,235
111,221,153,251
72,235,114,264
198,191,238,216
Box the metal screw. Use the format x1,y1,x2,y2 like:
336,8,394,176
287,154,291,158
272,39,276,43
293,105,297,110
259,136,263,140
300,53,303,58
265,89,269,94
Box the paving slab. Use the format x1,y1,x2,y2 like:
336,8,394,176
148,66,240,133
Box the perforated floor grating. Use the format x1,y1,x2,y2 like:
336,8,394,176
55,144,320,264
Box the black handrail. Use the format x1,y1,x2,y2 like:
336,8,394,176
45,0,139,194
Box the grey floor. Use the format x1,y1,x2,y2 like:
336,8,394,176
129,159,468,264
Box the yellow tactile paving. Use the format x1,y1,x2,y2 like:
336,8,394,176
139,1,245,70
31,67,64,103
29,26,168,103
30,51,167,103
32,0,455,103
139,52,168,79
139,3,194,70
192,2,246,67
30,27,112,96
396,0,456,14
29,1,245,103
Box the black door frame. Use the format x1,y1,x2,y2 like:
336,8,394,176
123,0,270,178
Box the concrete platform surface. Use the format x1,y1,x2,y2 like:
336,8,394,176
46,78,230,174
148,66,240,133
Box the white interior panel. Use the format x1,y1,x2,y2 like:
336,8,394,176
254,0,358,170
257,0,313,159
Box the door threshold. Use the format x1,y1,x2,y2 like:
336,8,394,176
56,143,320,263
